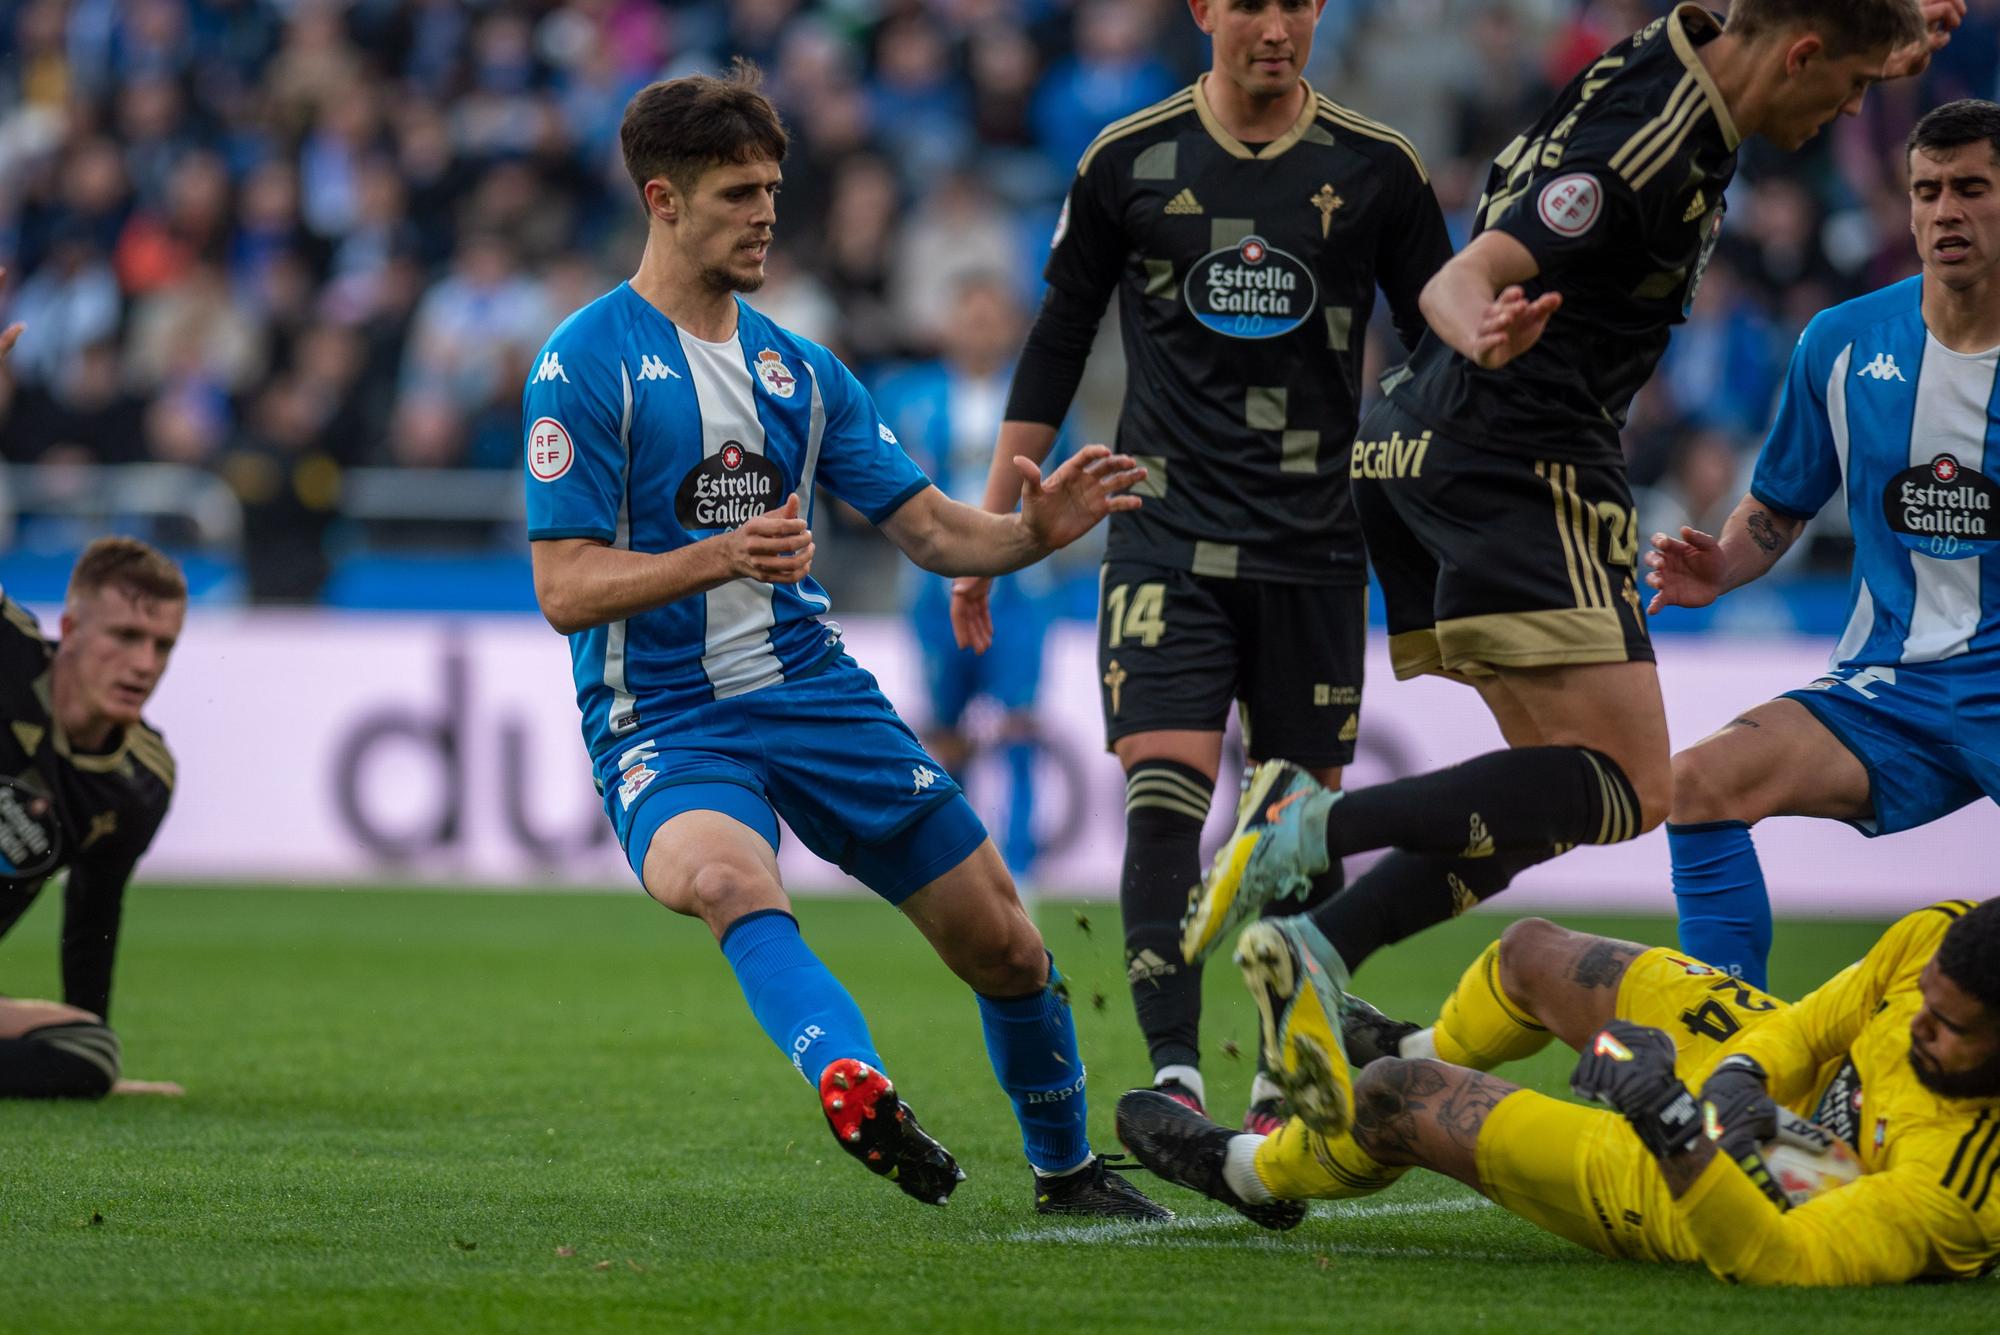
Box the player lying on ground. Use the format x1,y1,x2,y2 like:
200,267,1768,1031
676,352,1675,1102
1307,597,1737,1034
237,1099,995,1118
1118,899,2000,1285
954,0,1451,1134
0,995,180,1098
1652,98,2000,988
1178,2,1964,1105
525,65,1163,1217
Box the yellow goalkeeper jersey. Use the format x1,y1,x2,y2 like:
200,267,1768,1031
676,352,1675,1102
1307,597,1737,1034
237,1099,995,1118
1674,899,2000,1285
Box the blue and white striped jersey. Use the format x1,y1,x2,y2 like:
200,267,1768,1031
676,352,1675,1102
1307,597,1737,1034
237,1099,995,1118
523,283,931,759
1754,276,2000,669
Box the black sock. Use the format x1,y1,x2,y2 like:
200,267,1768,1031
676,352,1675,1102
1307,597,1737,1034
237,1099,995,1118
1325,746,1640,861
1121,760,1214,1073
1313,846,1559,973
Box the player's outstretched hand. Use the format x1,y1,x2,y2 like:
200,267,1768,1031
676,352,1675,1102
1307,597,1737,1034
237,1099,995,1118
112,1078,186,1096
951,576,994,654
1644,525,1724,614
722,493,814,585
1472,285,1561,370
1886,0,1964,81
1017,444,1145,554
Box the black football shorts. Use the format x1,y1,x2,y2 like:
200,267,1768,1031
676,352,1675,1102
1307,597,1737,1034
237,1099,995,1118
1352,398,1654,681
1094,559,1366,768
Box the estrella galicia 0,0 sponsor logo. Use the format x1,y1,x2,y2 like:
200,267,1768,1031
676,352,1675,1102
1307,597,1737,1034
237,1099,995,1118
1183,235,1317,340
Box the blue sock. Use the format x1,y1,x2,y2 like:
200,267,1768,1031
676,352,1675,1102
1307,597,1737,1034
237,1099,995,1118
1668,821,1773,990
1001,738,1037,876
976,956,1090,1175
719,909,882,1085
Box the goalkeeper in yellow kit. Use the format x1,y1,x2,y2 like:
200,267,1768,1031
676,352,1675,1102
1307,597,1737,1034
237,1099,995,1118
1117,899,2000,1285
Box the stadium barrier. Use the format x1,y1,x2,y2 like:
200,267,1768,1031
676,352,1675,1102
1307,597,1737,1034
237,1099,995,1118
124,610,1985,915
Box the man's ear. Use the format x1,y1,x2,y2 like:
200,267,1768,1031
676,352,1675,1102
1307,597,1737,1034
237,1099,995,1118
645,177,679,224
1783,33,1825,79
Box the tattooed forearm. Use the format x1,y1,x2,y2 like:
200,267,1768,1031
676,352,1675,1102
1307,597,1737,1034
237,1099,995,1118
1569,939,1645,990
1435,1071,1516,1152
1746,509,1785,553
1352,1059,1449,1165
1729,717,1761,729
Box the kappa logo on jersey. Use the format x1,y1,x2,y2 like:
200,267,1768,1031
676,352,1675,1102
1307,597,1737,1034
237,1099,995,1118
526,417,574,482
636,354,680,381
1883,452,1999,559
1856,351,1907,382
755,348,796,398
533,351,569,384
675,441,786,530
1184,234,1318,340
1537,173,1603,238
912,765,940,794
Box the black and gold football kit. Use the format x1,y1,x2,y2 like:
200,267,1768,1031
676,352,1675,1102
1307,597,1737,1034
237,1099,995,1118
0,590,174,1021
1361,3,1739,678
1258,903,2000,1286
1015,73,1450,759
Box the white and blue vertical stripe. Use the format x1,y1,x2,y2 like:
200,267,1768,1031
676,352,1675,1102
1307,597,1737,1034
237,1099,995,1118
1752,276,2000,671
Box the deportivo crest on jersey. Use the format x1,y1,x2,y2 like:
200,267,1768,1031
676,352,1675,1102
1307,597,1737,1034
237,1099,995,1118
527,417,574,482
1183,234,1318,340
1883,454,1999,559
533,351,569,384
755,349,796,398
617,762,659,810
878,422,899,445
675,441,786,530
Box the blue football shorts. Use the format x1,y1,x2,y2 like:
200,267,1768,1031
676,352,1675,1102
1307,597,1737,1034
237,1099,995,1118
909,577,1049,728
1784,657,2000,835
600,653,989,902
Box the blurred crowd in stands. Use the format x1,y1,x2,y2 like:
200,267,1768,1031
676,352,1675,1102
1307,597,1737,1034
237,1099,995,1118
2,0,1999,603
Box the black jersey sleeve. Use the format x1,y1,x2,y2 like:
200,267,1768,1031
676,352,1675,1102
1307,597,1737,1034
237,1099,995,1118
1485,154,1648,278
1004,284,1104,428
59,809,159,1020
1042,153,1127,313
1378,165,1454,352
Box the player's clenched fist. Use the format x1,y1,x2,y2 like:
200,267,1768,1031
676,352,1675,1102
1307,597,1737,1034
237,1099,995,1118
721,493,814,585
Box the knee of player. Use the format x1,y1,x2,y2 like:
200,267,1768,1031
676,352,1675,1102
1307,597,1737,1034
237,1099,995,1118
979,924,1052,997
31,1023,120,1098
1349,1058,1445,1164
683,861,778,924
1667,745,1745,825
1496,918,1565,1005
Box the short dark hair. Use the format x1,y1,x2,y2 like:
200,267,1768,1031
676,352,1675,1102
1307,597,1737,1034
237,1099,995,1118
619,58,788,204
67,537,186,607
1936,899,2000,1012
1725,0,1926,58
1907,99,2000,166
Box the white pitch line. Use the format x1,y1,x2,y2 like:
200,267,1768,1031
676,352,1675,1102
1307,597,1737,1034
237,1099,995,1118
1003,1193,1493,1246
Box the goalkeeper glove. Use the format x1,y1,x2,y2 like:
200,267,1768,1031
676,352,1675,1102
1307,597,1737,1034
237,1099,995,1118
1570,1020,1703,1159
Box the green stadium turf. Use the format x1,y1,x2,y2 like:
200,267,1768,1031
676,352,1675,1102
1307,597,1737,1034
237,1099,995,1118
0,887,1992,1334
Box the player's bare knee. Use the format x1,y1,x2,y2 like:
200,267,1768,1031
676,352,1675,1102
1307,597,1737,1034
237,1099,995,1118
970,917,1049,996
682,861,776,928
1669,744,1749,825
1628,757,1672,836
1349,1058,1440,1166
1496,918,1567,1005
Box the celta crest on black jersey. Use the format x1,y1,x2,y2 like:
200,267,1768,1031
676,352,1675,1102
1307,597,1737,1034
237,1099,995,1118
1049,75,1451,583
1391,4,1740,466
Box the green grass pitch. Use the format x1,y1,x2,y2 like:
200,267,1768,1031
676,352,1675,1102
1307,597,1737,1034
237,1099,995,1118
1,887,1993,1333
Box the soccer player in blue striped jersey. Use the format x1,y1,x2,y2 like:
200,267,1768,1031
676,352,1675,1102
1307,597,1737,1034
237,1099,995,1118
1650,97,2000,989
523,63,1165,1217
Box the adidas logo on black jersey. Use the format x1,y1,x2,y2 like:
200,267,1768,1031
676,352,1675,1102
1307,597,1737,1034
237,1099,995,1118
1163,188,1203,215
